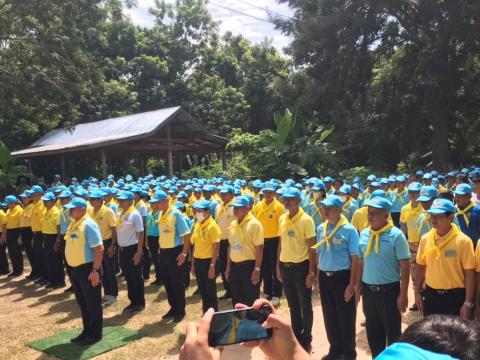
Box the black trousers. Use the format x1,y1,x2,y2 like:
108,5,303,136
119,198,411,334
159,245,186,315
362,282,401,358
0,233,9,274
102,239,118,297
261,237,282,297
6,228,23,274
147,235,162,282
43,234,65,285
142,240,151,280
119,244,145,306
218,239,230,294
21,227,35,273
60,237,72,282
32,231,46,278
319,270,356,359
230,260,259,307
391,212,401,228
194,258,218,313
281,260,313,350
70,262,103,338
423,286,465,317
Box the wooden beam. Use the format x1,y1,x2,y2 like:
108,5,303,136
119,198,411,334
101,148,107,179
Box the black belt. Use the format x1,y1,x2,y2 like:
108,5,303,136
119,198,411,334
231,260,255,266
425,285,465,295
281,260,308,268
363,282,399,292
320,269,349,277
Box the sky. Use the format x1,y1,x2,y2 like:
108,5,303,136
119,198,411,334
124,0,293,52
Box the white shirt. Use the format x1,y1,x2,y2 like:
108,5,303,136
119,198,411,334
116,209,144,247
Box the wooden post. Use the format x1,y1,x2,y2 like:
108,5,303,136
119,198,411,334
140,157,145,176
60,154,66,178
101,148,107,179
167,125,174,178
177,153,182,177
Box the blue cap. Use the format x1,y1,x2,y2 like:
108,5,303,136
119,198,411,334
64,197,88,209
364,197,392,211
370,181,380,187
31,185,44,194
396,176,406,182
262,182,276,192
154,190,169,200
89,189,105,199
41,192,56,202
19,190,32,198
376,342,456,360
230,196,250,207
380,177,389,185
219,185,234,194
192,199,211,210
431,170,439,177
116,191,135,200
58,190,73,199
4,195,19,204
320,195,344,208
422,173,432,179
176,191,188,199
427,199,457,214
282,187,302,199
367,174,376,181
323,176,333,183
74,188,90,197
454,183,472,196
407,182,422,192
125,174,133,181
388,175,396,183
168,186,179,194
175,201,185,211
338,184,352,194
417,186,439,202
312,181,326,191
416,170,424,176
148,196,162,203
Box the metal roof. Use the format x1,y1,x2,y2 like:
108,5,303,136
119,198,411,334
12,106,228,157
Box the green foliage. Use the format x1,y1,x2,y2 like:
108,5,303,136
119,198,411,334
0,141,30,196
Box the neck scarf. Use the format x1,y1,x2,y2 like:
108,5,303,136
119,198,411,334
312,215,348,251
457,201,475,226
365,221,394,257
117,205,135,227
422,224,460,260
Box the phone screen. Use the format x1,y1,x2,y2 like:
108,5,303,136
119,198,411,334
208,307,273,347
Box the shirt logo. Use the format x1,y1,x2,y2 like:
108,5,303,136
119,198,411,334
288,230,295,238
71,233,78,239
444,249,456,258
333,237,343,245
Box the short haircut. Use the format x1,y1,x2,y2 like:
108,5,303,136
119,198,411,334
439,191,454,202
400,315,480,360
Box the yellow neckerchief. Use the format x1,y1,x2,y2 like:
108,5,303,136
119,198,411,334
280,207,305,234
419,213,431,232
135,199,146,210
394,188,407,204
215,198,234,221
158,205,175,224
65,213,88,239
192,216,213,244
365,221,394,257
254,198,277,220
312,215,349,251
147,210,160,229
422,224,460,260
457,201,475,226
342,197,352,212
91,204,107,223
229,211,253,242
60,206,69,224
309,199,324,222
116,205,135,226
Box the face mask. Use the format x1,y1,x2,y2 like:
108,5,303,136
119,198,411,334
313,191,321,200
195,212,206,222
339,196,347,203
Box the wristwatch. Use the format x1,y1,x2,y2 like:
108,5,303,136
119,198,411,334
464,301,474,309
308,271,315,277
91,268,99,273
181,252,187,257
254,266,261,272
209,263,215,268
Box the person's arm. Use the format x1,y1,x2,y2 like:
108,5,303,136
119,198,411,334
251,245,263,285
1,223,6,243
414,264,426,314
355,259,363,306
88,245,104,287
133,230,144,265
208,242,220,279
461,269,475,320
398,259,410,313
225,244,232,281
276,239,282,282
306,236,316,288
344,255,357,302
108,225,117,258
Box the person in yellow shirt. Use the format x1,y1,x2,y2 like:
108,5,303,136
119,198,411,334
0,203,7,275
2,196,23,276
215,185,235,300
19,190,36,280
252,181,284,306
30,185,47,282
42,192,63,288
276,187,316,352
226,195,264,307
191,199,221,313
89,189,118,306
415,199,475,319
351,189,387,233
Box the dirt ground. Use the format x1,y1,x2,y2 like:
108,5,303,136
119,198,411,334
0,270,420,360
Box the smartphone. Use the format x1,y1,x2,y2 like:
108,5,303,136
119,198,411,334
208,305,273,347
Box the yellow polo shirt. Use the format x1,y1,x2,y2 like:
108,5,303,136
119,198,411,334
90,205,116,240
42,206,60,235
0,210,6,230
192,216,221,259
351,206,368,232
417,225,475,289
20,203,33,227
65,215,103,267
31,200,46,232
6,205,23,229
215,199,235,239
253,199,284,238
400,202,423,243
279,208,316,263
228,212,264,262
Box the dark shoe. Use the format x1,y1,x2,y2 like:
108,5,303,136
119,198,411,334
44,283,55,289
192,288,200,296
8,272,22,278
162,308,176,319
0,270,9,275
26,273,38,280
131,304,145,313
409,304,419,312
150,279,163,286
173,313,185,323
321,354,342,360
52,283,66,289
123,303,136,313
77,335,102,346
71,331,88,343
219,292,231,300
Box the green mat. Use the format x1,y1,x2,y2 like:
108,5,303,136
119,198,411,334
28,326,143,360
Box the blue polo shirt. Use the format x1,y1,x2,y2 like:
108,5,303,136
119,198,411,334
315,222,359,271
342,201,358,222
391,190,408,213
358,226,410,285
456,205,480,246
59,208,71,235
146,210,160,237
305,201,324,228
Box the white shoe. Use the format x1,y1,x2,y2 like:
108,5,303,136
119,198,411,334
271,297,280,307
102,295,117,307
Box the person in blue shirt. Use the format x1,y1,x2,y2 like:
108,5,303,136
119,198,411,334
337,184,358,221
304,181,326,229
417,186,439,238
390,176,408,227
313,195,360,360
146,196,162,286
454,183,480,246
57,190,74,292
358,196,410,358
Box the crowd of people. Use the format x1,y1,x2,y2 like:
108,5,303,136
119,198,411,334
1,168,480,358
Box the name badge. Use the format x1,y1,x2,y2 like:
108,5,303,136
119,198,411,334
444,249,456,258
332,237,343,245
288,230,295,238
